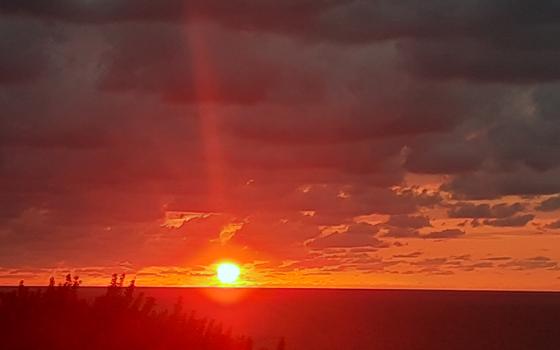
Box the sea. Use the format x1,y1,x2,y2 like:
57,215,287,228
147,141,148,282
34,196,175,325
2,287,560,350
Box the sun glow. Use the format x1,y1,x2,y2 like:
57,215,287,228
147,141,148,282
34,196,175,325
216,262,241,284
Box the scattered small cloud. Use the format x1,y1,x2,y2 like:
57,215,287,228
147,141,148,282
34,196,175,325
423,229,465,239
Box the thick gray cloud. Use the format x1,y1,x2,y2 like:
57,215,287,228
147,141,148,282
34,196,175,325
0,0,346,27
98,23,314,105
386,215,431,229
442,167,560,199
0,19,53,84
309,223,386,249
536,195,560,212
400,34,560,83
1,1,560,274
448,202,525,219
423,229,465,239
482,214,535,227
404,137,485,174
381,214,431,238
544,220,560,230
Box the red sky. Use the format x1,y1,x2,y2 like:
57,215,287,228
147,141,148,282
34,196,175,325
1,1,560,290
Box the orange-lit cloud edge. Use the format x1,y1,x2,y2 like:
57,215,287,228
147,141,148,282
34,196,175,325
4,182,560,291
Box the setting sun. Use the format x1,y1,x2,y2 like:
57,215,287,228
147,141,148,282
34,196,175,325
216,262,241,284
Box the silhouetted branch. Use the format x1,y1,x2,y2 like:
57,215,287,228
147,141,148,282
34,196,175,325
0,275,261,350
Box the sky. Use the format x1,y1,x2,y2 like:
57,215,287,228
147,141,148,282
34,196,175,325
1,1,560,290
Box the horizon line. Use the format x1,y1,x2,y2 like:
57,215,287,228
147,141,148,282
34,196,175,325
3,285,560,293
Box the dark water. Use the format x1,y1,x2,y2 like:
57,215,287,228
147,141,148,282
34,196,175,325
3,287,560,350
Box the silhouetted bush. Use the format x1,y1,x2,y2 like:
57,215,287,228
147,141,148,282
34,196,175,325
0,275,283,350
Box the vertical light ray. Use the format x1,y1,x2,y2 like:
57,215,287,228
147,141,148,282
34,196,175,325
184,22,226,211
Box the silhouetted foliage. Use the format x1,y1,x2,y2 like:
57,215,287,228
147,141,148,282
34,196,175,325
0,276,285,350
276,336,286,350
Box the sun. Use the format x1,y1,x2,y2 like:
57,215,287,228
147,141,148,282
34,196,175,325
216,262,241,284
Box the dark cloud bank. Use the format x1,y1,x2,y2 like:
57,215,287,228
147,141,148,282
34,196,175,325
1,1,560,272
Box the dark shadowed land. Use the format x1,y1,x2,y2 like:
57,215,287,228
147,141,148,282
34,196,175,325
2,278,560,350
0,275,283,350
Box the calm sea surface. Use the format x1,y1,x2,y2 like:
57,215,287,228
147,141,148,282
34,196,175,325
2,287,560,350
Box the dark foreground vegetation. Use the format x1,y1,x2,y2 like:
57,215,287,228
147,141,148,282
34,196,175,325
0,274,285,350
